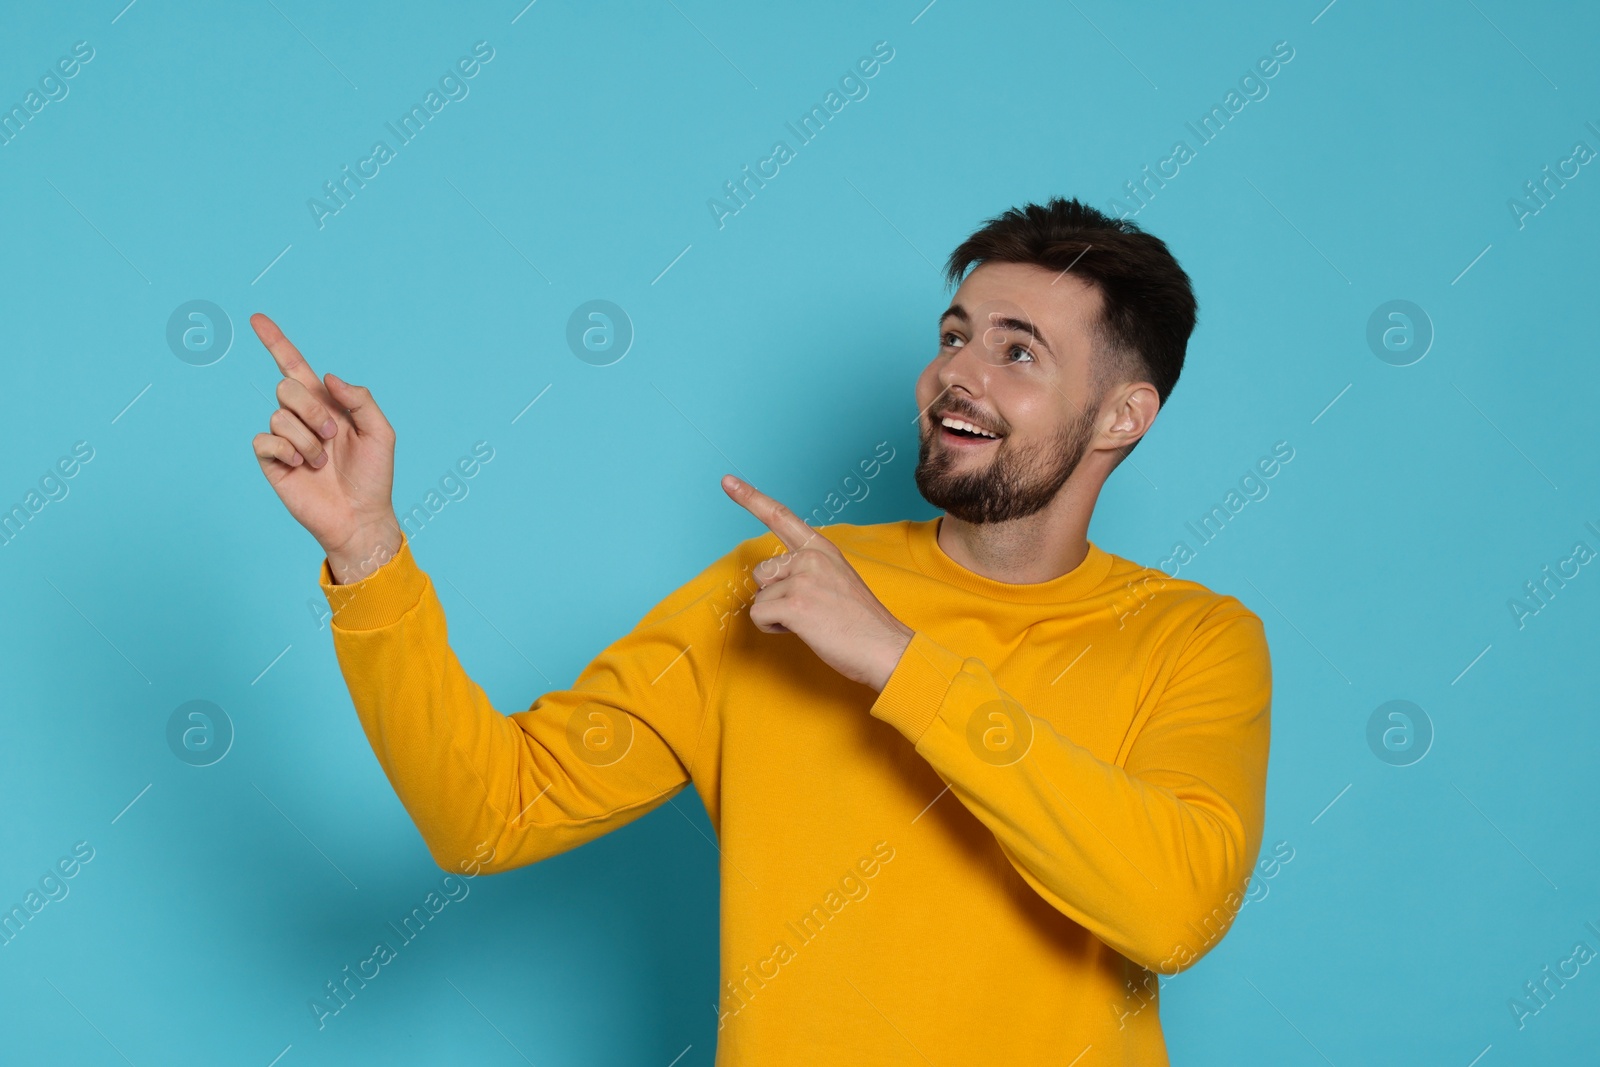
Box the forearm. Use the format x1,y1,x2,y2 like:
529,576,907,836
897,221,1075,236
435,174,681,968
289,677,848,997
917,701,1255,973
871,626,1270,973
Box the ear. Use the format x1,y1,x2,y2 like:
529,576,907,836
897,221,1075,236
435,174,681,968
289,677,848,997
1103,382,1160,449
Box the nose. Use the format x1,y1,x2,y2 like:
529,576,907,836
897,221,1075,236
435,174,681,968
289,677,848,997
937,333,994,400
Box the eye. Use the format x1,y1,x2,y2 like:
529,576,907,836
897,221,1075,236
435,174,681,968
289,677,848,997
939,330,964,349
1007,343,1035,364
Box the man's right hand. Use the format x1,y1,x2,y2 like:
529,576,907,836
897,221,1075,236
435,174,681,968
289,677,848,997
249,312,403,586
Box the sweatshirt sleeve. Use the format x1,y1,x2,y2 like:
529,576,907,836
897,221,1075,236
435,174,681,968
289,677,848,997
318,531,744,875
867,599,1272,974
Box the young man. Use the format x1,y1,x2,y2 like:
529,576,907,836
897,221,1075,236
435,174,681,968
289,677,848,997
251,197,1271,1064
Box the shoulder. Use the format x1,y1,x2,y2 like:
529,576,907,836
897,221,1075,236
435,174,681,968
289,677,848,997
1097,554,1271,706
1098,547,1266,644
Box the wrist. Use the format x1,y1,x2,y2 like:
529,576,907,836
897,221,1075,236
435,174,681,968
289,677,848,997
873,624,915,693
325,516,403,585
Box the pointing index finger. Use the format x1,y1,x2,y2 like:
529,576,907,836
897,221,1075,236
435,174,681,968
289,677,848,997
250,312,321,392
721,475,822,553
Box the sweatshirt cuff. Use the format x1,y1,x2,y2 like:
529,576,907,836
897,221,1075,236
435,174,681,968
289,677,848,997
318,533,429,631
869,631,967,745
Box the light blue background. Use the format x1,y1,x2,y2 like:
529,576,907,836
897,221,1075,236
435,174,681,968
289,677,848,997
1,0,1596,1063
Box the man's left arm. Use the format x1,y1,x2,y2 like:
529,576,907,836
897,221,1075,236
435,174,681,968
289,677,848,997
872,604,1272,975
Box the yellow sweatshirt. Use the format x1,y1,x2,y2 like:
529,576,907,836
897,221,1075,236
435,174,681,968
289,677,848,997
319,515,1271,1064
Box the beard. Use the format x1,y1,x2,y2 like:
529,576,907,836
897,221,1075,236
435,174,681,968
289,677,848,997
913,399,1100,524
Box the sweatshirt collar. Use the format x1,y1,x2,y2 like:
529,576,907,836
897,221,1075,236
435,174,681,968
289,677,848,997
905,516,1115,603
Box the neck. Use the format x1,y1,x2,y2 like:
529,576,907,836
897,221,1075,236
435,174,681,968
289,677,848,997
934,472,1103,583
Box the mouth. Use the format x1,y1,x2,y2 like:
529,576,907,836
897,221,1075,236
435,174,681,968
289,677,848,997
933,411,1003,449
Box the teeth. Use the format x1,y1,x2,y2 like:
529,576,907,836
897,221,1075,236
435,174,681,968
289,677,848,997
940,416,998,439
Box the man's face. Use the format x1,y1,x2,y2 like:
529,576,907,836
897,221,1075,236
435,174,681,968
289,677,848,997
913,261,1109,524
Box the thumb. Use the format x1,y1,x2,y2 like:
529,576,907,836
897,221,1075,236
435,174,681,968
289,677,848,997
325,372,392,438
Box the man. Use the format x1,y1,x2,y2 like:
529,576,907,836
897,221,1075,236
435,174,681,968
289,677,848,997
251,197,1271,1064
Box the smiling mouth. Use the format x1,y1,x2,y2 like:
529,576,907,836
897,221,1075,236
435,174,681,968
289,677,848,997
939,424,1000,448
934,413,1003,448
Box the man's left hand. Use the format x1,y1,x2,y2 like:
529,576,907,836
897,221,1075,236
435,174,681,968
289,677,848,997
722,474,914,692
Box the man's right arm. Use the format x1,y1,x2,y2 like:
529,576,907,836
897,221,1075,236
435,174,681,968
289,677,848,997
243,314,769,873
318,530,765,874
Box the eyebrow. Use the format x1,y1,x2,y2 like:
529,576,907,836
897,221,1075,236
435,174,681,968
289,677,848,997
939,303,1053,355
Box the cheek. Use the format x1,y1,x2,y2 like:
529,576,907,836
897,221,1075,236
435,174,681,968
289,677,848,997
990,383,1046,435
914,362,943,407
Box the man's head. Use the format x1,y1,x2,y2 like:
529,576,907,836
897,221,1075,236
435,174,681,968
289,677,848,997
913,198,1197,524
